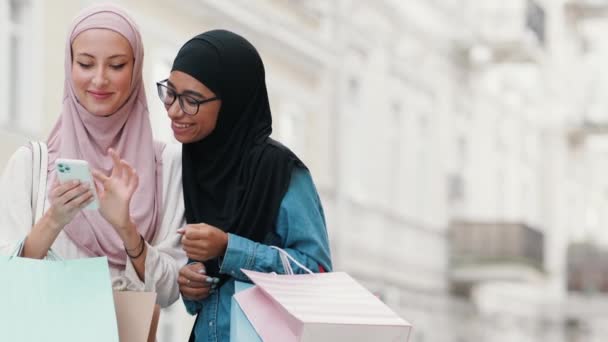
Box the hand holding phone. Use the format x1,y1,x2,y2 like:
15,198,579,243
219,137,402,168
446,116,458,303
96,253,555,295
55,159,100,210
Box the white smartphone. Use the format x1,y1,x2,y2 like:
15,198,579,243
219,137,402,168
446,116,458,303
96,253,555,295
55,158,100,210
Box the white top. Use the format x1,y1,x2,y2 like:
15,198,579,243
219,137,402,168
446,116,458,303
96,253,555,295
0,143,186,308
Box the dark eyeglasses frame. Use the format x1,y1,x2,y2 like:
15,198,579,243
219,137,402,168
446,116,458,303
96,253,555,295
156,79,220,116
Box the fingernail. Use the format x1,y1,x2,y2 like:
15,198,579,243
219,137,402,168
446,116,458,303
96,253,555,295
206,278,214,283
197,269,206,274
213,278,220,284
177,228,185,234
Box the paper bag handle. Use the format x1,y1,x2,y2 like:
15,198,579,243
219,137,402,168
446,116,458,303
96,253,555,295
30,141,48,224
270,246,314,275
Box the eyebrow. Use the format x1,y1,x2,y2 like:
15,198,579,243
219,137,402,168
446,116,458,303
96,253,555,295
75,53,129,59
166,80,207,99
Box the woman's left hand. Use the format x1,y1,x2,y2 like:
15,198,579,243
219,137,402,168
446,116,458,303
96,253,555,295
178,262,219,301
92,148,139,237
178,223,228,261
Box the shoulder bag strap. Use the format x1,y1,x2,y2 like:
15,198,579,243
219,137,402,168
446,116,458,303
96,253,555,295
30,141,48,224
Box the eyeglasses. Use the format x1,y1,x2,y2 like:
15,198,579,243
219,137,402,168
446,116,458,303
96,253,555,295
156,79,220,116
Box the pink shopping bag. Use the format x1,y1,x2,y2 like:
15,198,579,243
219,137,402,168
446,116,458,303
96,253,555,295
234,269,412,342
113,291,159,342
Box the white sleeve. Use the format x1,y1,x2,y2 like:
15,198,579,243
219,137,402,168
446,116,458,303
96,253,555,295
123,143,186,308
0,147,34,256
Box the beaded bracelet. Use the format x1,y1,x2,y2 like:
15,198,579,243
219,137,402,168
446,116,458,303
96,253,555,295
125,234,145,259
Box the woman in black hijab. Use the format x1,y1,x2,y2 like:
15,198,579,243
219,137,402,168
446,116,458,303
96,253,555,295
157,30,332,341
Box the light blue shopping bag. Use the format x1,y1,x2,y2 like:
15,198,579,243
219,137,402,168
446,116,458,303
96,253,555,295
0,244,119,342
230,281,262,342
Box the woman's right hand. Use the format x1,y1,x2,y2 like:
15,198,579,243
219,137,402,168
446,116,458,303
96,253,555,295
178,262,219,301
45,178,94,229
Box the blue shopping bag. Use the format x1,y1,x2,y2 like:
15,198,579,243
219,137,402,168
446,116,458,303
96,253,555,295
230,281,262,342
0,243,119,342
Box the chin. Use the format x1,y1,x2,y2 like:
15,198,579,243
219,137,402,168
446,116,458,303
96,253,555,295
174,135,192,144
91,111,113,117
89,110,111,116
85,105,117,116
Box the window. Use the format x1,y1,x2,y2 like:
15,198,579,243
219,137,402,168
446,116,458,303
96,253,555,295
497,171,505,218
0,2,10,127
389,101,402,204
277,101,305,154
526,0,545,45
1,0,44,134
8,1,22,126
457,136,468,165
348,77,360,102
448,173,465,203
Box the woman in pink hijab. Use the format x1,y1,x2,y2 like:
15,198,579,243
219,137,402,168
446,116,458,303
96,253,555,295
0,4,186,307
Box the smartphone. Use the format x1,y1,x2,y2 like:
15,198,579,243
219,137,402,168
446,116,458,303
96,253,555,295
55,158,100,210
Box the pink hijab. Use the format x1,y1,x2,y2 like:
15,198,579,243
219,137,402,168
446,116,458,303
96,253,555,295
46,4,161,268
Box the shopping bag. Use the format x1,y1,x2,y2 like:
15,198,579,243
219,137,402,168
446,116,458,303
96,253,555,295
233,248,412,342
113,291,160,342
0,142,118,341
0,248,119,342
230,281,262,342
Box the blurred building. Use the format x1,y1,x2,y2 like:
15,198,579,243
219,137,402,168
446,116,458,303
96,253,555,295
4,0,608,341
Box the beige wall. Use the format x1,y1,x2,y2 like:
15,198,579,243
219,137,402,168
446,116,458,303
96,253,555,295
1,1,84,168
0,129,29,170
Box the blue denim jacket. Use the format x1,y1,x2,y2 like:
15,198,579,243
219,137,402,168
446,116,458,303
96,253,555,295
184,167,333,342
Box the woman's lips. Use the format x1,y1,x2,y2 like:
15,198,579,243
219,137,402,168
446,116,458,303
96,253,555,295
88,90,113,100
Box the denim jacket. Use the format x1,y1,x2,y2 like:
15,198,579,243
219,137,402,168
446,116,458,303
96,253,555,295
184,167,333,342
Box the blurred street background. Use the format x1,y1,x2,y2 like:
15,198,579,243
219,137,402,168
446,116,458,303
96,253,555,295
3,0,608,341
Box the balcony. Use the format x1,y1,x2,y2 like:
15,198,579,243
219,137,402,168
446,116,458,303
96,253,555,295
449,221,545,295
567,242,608,293
567,121,608,148
456,0,546,65
565,0,608,21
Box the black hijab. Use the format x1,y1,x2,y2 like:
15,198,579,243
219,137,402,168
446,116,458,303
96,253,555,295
172,30,305,278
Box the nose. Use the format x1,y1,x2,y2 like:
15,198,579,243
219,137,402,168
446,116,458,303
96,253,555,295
167,100,184,120
91,66,108,88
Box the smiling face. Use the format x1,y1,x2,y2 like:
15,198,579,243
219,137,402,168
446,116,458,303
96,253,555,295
71,28,134,116
165,70,222,143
